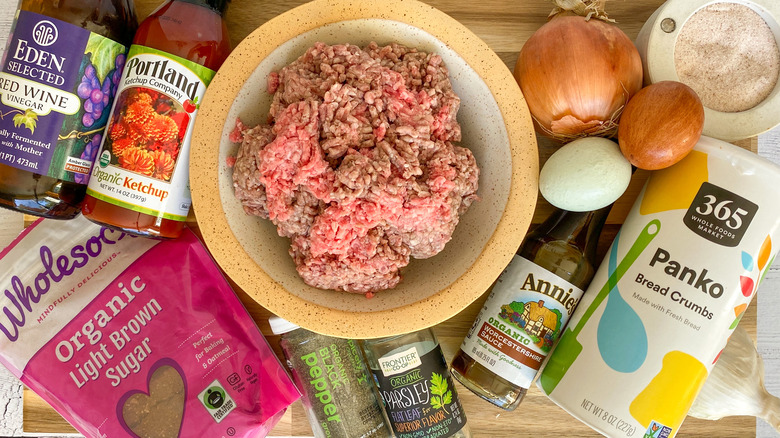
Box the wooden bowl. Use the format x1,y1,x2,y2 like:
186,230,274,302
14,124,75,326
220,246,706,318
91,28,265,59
190,0,538,339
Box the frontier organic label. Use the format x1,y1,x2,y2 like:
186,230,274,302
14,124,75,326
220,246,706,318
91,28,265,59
539,136,780,438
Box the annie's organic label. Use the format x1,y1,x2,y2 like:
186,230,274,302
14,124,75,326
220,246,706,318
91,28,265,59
373,345,466,438
460,256,583,388
86,45,216,221
0,11,127,182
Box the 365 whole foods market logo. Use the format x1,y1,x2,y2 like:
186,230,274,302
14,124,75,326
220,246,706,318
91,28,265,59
32,20,58,46
684,182,758,247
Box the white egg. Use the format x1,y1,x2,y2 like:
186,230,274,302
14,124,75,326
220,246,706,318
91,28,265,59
539,137,632,212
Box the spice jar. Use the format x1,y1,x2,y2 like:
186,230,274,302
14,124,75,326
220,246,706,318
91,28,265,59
0,0,137,219
82,0,231,238
269,317,390,438
361,329,471,438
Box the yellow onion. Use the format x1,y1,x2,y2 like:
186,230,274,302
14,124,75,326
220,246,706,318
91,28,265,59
514,11,643,141
618,81,704,170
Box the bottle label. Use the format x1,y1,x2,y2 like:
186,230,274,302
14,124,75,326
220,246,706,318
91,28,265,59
0,10,127,182
85,45,216,221
372,345,467,438
285,338,387,436
460,255,584,389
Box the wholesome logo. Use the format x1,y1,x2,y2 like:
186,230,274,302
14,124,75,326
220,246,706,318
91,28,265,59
0,227,129,342
32,20,58,46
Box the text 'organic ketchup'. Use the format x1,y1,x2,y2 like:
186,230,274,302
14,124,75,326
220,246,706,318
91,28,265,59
83,0,231,238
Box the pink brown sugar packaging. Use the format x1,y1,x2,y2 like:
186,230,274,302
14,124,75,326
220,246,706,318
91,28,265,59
0,216,300,438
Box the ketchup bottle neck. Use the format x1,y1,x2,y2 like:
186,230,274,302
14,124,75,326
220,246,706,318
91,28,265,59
176,0,230,15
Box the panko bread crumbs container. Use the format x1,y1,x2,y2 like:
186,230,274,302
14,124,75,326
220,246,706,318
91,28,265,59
538,136,780,438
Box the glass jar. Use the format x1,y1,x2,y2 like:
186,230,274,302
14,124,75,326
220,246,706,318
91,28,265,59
362,329,471,438
269,317,391,438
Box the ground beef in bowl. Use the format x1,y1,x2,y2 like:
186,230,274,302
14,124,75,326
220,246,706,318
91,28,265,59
230,42,479,294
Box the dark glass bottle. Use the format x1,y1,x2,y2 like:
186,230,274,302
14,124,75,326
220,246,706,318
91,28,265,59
362,329,471,438
82,0,231,238
450,205,611,410
0,0,137,219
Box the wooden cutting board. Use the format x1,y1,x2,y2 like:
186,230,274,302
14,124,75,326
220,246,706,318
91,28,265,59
19,0,762,436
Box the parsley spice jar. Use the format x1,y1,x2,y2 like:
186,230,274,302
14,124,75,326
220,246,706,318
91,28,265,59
269,317,390,438
362,329,471,438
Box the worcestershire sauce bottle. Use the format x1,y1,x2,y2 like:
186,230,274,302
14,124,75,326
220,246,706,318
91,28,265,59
0,0,137,219
450,205,611,410
82,0,231,238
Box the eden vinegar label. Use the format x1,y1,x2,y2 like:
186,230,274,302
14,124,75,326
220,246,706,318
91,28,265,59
0,11,127,182
460,256,584,389
86,45,216,221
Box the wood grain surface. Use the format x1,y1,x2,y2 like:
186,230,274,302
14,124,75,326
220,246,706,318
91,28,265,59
5,0,773,436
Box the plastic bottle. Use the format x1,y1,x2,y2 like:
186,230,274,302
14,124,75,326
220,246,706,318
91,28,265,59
361,329,471,438
82,0,231,238
269,317,391,438
0,0,137,219
450,205,611,410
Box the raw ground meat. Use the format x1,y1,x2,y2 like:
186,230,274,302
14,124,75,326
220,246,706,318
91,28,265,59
230,42,479,294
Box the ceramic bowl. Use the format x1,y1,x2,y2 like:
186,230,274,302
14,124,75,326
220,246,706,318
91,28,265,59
190,0,538,338
636,0,780,141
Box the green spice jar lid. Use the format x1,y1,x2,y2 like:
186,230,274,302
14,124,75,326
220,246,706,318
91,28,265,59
268,316,300,335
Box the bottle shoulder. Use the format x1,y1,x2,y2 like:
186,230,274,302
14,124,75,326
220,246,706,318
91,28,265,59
21,0,138,45
134,0,230,69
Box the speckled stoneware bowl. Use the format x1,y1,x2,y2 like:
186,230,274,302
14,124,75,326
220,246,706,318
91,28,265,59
190,0,538,339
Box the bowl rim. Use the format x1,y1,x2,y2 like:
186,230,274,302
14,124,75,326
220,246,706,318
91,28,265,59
637,0,780,141
190,0,538,339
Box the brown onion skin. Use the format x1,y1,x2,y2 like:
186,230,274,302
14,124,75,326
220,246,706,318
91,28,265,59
514,15,643,140
618,81,705,170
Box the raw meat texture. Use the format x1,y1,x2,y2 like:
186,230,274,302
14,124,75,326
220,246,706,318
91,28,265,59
230,42,479,294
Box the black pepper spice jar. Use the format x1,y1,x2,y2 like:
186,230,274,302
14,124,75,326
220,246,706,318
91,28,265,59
269,317,391,438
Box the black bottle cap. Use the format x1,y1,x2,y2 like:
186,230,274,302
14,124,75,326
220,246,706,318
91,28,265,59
205,0,230,13
179,0,230,14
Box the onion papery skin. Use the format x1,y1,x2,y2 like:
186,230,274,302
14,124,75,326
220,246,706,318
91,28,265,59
514,15,643,141
618,81,704,170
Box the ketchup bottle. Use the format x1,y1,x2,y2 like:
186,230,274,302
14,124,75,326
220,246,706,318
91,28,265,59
82,0,231,238
0,0,137,219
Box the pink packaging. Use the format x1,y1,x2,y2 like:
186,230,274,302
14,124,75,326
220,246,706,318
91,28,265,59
0,216,300,438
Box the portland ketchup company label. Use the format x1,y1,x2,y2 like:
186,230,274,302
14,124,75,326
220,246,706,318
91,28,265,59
86,46,216,221
0,11,127,181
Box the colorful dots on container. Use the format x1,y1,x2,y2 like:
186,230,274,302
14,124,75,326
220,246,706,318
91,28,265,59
758,236,772,270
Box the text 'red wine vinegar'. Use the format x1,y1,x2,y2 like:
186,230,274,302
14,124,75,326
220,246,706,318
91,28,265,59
83,0,230,238
0,0,137,219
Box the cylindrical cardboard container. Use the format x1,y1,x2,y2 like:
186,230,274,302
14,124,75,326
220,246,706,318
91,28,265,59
538,136,780,437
